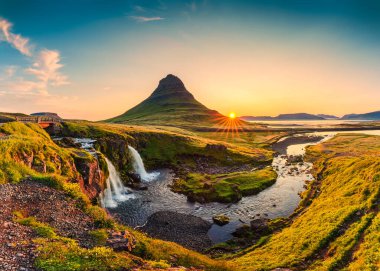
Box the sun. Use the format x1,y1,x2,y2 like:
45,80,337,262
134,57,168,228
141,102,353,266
229,112,236,119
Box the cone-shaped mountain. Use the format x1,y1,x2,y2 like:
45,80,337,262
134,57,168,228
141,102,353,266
107,74,224,126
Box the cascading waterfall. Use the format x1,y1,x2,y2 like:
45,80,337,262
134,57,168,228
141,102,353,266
100,158,134,208
128,146,159,181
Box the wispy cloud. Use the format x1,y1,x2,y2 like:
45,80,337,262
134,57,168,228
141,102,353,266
0,18,69,97
26,49,69,87
130,16,165,23
0,18,32,56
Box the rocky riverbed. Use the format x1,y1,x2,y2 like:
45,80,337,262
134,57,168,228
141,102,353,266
141,211,212,252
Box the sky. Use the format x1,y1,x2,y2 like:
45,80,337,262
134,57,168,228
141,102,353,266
1,0,380,120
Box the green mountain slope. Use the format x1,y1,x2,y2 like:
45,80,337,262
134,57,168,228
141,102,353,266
106,74,225,126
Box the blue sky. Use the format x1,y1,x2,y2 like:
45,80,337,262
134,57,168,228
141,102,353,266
1,0,380,119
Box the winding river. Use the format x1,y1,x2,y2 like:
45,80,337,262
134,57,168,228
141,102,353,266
75,130,380,244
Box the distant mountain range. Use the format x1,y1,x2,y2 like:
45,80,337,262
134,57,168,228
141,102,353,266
241,111,380,121
240,113,330,121
341,111,380,120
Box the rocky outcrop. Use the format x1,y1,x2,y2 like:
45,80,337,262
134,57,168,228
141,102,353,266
94,138,140,187
74,156,106,202
250,218,270,234
106,230,136,252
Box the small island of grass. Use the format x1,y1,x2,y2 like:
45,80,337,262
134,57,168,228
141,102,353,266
171,167,277,203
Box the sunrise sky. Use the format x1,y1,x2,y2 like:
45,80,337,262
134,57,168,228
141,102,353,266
1,0,380,120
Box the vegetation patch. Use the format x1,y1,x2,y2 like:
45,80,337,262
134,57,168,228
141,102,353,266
172,167,277,203
231,133,380,270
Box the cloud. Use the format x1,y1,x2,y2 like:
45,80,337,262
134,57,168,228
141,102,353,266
130,16,165,22
0,18,32,56
0,66,16,81
26,49,69,87
0,18,69,96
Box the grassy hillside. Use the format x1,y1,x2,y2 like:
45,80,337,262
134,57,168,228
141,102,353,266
0,112,29,123
0,122,82,184
0,122,234,270
232,133,380,270
60,121,274,170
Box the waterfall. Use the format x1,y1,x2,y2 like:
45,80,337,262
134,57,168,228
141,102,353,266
100,158,134,208
128,146,159,182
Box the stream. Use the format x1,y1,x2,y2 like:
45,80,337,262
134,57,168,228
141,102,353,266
73,130,380,244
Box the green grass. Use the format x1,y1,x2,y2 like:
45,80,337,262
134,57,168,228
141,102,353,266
345,212,380,271
1,121,234,270
172,167,277,203
60,121,273,171
231,133,380,270
15,214,137,271
0,122,86,184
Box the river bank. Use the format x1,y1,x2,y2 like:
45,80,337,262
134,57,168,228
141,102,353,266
106,132,330,249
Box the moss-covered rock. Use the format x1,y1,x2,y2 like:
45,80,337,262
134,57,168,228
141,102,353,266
213,214,230,226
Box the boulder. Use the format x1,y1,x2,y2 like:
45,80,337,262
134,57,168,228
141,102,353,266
212,214,230,226
106,230,135,252
250,218,270,233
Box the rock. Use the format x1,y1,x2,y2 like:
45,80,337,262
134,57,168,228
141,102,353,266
106,230,136,252
129,173,142,183
250,218,270,233
58,137,82,148
212,214,230,226
74,157,107,201
288,155,303,163
232,224,251,238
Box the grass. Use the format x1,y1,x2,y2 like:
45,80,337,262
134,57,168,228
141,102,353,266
172,167,277,203
231,133,380,270
345,212,380,271
15,214,137,271
0,122,86,184
60,121,274,172
1,121,234,270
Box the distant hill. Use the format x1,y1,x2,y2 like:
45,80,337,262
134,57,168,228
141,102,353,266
240,113,324,121
341,110,380,120
0,112,28,123
316,114,339,119
106,74,225,126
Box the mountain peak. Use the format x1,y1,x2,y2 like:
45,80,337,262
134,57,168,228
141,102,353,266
151,74,188,97
107,74,224,125
159,74,184,87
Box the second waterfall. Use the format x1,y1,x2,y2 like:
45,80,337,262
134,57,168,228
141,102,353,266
128,146,159,181
100,158,134,208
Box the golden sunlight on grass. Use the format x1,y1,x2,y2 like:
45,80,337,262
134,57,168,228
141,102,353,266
209,113,246,141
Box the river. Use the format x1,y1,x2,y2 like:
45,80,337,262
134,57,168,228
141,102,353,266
75,130,380,244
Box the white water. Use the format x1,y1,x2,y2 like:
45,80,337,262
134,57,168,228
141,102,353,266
100,158,135,208
128,146,159,182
